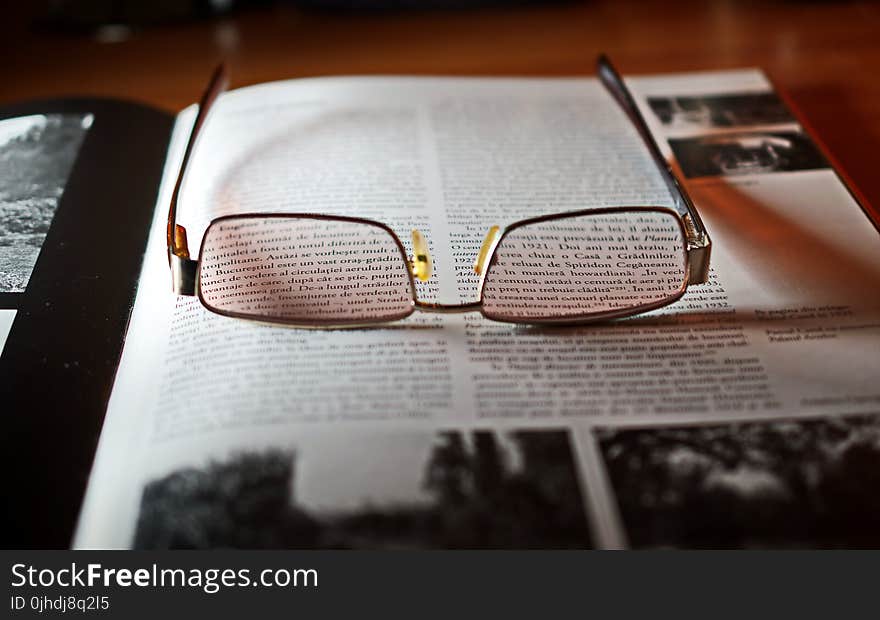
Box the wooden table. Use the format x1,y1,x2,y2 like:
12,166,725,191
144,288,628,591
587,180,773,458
2,0,879,210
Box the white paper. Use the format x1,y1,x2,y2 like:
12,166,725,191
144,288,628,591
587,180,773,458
0,310,14,356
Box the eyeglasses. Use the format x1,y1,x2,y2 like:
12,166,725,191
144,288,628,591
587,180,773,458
167,55,711,328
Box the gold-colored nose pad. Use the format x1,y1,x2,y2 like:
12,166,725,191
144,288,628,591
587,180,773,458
410,229,432,282
473,226,501,275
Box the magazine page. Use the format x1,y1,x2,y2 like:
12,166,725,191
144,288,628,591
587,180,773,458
75,72,880,549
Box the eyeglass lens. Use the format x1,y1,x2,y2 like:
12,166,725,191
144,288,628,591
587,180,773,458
199,216,415,324
480,210,687,322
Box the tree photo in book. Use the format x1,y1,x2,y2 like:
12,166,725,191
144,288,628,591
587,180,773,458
167,55,712,328
596,413,880,548
134,429,592,549
0,113,92,292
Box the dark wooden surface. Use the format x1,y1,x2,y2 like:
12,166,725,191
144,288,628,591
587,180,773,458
2,1,878,208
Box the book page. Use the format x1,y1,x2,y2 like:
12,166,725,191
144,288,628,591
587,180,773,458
0,310,13,354
75,72,880,550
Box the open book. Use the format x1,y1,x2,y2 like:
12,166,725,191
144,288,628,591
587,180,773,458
4,65,878,549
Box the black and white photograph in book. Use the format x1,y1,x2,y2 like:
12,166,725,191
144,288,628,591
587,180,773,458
668,130,829,179
647,92,796,129
133,428,593,549
595,414,880,548
0,113,92,292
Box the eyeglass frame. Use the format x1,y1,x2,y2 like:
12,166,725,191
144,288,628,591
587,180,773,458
167,55,712,327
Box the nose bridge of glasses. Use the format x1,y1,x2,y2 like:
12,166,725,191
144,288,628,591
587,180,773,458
473,226,501,275
414,300,483,314
410,229,433,282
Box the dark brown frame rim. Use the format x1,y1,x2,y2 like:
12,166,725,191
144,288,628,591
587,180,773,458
478,205,691,325
196,212,418,327
193,206,690,327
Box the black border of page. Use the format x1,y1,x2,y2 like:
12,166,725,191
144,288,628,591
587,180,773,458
0,98,174,548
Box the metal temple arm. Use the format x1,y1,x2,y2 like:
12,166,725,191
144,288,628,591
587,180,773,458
597,54,711,284
167,64,229,295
